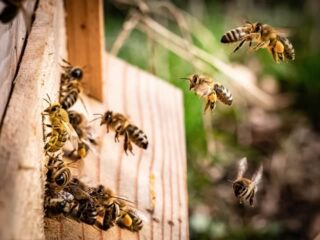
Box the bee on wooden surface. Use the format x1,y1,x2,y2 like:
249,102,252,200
42,97,79,154
67,110,97,159
232,157,263,207
93,111,148,155
45,155,71,188
44,188,78,218
89,184,145,232
59,59,85,110
221,22,295,62
181,74,233,113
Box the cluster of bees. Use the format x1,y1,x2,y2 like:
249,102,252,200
181,21,295,206
42,59,148,232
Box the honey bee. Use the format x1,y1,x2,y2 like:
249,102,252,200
93,111,148,155
89,184,145,232
232,158,263,207
67,110,97,159
59,59,84,110
221,22,295,62
42,96,79,153
46,155,71,188
44,190,77,217
181,74,233,112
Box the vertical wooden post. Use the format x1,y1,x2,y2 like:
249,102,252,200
64,0,105,102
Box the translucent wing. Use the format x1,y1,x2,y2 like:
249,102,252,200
252,164,263,192
237,157,248,179
62,120,79,150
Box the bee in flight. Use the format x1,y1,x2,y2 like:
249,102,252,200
59,59,86,110
42,95,79,154
232,157,263,207
221,21,295,63
181,74,233,112
92,111,148,155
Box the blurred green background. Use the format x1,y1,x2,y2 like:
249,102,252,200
104,0,320,239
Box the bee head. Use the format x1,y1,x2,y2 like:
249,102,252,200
70,67,83,80
101,111,113,126
44,102,61,114
255,22,263,33
233,181,246,196
190,74,200,90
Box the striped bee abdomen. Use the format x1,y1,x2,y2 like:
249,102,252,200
221,27,246,43
277,35,295,61
126,124,148,149
214,84,233,105
60,89,80,110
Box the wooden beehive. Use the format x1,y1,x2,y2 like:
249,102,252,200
0,0,189,239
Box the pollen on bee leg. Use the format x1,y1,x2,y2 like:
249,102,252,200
122,214,133,227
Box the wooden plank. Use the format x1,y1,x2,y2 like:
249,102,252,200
0,0,67,239
0,0,37,124
65,0,105,102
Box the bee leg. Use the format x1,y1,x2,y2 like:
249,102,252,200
114,132,120,142
204,100,210,113
124,132,134,155
233,39,246,53
46,124,52,128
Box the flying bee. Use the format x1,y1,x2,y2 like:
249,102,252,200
181,74,233,113
93,111,148,155
59,59,86,110
67,110,98,159
221,22,295,62
232,158,263,207
42,96,79,154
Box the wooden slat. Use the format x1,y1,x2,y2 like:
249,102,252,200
0,0,67,239
65,0,104,102
0,0,37,124
44,54,189,240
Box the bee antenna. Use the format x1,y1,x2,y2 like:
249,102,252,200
227,179,234,184
43,98,50,105
179,77,190,81
93,113,103,116
89,116,102,123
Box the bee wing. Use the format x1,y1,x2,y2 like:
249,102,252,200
237,157,248,179
252,164,263,191
132,209,149,223
62,120,79,150
275,27,291,37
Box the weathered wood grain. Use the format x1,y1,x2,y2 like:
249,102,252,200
0,0,37,124
0,0,67,239
44,54,189,240
65,0,105,102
